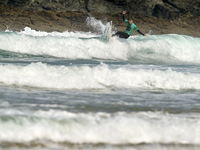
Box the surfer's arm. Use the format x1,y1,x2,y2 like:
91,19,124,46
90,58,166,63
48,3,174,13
137,29,147,36
122,11,126,21
123,15,125,21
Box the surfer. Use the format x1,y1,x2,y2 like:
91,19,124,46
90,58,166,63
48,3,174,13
112,11,147,39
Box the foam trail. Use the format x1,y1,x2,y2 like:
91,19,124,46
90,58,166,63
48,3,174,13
19,27,97,38
0,63,200,90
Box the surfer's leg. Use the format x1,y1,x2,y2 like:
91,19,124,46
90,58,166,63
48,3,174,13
112,31,130,39
118,32,130,39
112,31,120,37
112,31,123,37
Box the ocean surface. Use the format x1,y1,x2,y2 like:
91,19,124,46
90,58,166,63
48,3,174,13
0,17,200,150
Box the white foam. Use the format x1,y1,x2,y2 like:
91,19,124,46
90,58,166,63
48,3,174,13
0,63,200,90
0,29,128,60
0,111,200,145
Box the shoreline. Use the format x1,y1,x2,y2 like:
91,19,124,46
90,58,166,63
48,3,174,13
0,5,199,37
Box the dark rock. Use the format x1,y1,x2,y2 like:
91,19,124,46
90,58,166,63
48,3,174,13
162,0,186,13
0,0,199,20
153,4,169,19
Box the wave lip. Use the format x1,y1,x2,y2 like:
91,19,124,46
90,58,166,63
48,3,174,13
128,34,200,64
0,63,200,90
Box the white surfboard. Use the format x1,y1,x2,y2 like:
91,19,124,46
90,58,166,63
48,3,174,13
104,21,112,41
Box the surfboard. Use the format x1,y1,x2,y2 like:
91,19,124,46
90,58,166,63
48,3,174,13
104,21,112,42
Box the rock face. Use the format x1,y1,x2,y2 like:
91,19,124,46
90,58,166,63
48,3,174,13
0,0,199,36
152,0,200,20
0,0,199,19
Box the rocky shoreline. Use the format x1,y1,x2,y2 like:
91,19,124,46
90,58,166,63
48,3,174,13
0,0,199,37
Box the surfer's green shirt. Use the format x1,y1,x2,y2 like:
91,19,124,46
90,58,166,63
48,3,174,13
124,19,138,35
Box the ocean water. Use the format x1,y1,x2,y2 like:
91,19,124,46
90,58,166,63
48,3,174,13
0,18,200,150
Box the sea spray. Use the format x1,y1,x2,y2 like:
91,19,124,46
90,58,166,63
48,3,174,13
86,16,107,34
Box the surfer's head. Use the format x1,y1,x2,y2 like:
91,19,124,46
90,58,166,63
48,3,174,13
128,17,133,24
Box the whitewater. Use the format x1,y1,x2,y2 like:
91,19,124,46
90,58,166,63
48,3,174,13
0,17,200,150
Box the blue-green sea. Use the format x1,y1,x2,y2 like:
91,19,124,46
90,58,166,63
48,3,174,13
0,18,200,150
